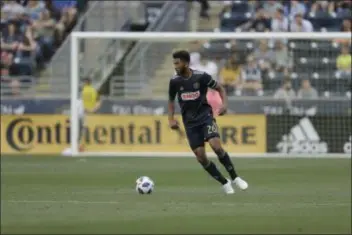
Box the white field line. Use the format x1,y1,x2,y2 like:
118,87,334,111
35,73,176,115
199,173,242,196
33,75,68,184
2,200,350,207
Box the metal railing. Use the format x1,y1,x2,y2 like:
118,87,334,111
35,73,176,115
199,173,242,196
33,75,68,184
44,1,144,95
110,1,190,97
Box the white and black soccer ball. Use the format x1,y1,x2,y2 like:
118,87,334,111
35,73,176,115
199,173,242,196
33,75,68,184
135,176,154,194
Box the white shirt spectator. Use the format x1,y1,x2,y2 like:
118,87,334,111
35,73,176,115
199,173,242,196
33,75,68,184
190,52,203,70
271,17,289,32
290,19,313,32
274,88,296,99
203,61,218,80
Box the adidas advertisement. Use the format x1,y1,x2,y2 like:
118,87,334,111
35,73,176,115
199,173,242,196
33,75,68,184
267,116,351,154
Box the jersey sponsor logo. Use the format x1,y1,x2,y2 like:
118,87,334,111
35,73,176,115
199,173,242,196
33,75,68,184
343,136,351,154
180,91,200,101
276,117,328,154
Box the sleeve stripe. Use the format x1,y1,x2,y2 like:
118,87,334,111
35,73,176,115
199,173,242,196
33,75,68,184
210,80,217,88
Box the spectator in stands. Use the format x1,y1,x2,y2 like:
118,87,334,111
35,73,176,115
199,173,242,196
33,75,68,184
1,51,14,76
263,0,283,18
274,78,296,99
1,22,21,54
341,19,351,32
309,0,335,16
297,79,318,99
219,58,241,95
32,9,56,59
10,26,36,76
9,79,21,97
1,0,25,20
240,7,271,32
288,0,307,20
201,57,219,80
336,0,351,18
271,8,288,32
273,40,292,73
26,0,46,21
253,40,275,72
336,45,351,76
290,13,313,32
240,55,263,96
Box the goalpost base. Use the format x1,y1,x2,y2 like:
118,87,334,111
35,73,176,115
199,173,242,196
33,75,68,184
70,152,351,159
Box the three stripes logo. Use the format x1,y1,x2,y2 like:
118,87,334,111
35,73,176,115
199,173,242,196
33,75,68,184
277,117,328,154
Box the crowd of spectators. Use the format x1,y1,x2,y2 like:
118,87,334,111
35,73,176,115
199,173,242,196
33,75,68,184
1,0,84,91
191,0,351,98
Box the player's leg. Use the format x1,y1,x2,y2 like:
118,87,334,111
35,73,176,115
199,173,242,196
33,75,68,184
205,119,248,190
186,126,234,194
78,118,85,152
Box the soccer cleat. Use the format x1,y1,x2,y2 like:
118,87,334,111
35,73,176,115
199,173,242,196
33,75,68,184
222,180,235,194
233,177,248,190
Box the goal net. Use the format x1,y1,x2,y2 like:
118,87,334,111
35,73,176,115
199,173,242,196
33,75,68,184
69,32,351,158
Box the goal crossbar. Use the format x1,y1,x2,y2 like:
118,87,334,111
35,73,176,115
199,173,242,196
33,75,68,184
71,32,351,40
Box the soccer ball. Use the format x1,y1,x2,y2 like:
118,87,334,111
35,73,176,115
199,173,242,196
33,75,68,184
136,176,154,194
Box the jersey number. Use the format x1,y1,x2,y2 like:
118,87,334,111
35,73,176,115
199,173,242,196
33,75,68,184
207,122,218,134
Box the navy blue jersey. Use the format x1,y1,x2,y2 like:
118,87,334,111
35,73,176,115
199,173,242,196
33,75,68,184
168,70,218,128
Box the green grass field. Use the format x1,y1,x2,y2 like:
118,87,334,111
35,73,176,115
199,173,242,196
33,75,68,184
1,156,351,234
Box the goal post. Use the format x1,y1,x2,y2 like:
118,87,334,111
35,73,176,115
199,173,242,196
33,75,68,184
70,32,351,157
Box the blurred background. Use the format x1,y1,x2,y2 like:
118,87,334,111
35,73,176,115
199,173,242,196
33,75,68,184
1,0,351,99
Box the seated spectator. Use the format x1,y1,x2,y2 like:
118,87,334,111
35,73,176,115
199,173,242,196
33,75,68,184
1,51,14,76
219,59,241,95
11,26,37,76
335,19,352,46
240,56,263,96
26,0,46,21
336,0,351,18
309,0,335,16
273,40,292,73
32,9,56,59
240,7,271,32
55,6,77,43
1,22,21,54
202,58,218,80
1,0,25,20
263,0,283,18
253,40,275,72
336,45,351,75
288,0,307,20
271,8,288,32
290,13,313,32
297,79,318,99
274,78,296,99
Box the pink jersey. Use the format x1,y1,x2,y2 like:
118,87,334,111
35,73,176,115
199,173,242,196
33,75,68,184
207,89,222,116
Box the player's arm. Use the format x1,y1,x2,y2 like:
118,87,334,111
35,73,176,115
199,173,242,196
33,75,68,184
204,73,228,115
168,79,179,129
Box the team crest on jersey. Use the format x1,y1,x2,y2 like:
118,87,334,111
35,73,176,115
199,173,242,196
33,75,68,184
180,86,184,91
193,82,200,89
181,91,200,101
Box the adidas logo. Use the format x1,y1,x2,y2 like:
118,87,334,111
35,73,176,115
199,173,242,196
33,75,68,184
277,117,328,154
343,136,351,154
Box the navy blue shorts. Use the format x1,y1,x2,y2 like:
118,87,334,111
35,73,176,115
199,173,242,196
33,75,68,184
185,117,220,150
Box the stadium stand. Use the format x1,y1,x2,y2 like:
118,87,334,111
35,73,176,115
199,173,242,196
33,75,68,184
1,0,86,96
195,0,351,98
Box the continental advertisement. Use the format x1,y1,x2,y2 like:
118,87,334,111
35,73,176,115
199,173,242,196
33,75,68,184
1,115,266,154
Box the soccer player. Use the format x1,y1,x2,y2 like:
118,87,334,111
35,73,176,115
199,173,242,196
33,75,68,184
168,50,248,194
80,77,101,150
